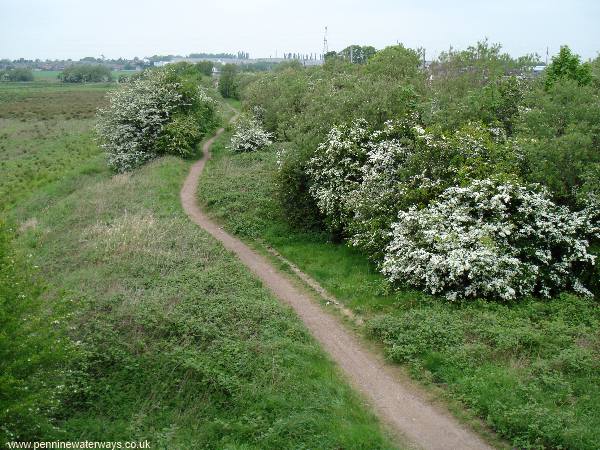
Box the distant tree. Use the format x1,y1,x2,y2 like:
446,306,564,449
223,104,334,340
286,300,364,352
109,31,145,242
59,65,112,83
545,45,593,89
338,45,377,64
591,54,600,81
324,51,338,61
366,44,422,79
1,68,34,82
195,61,214,76
219,63,239,98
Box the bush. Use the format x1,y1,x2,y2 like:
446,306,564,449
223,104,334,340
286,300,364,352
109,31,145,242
517,79,600,206
308,118,521,256
545,46,593,89
219,63,238,99
275,143,323,230
59,65,112,83
196,61,214,77
229,116,273,153
158,114,203,157
382,179,598,301
0,68,34,82
96,68,217,172
307,119,372,235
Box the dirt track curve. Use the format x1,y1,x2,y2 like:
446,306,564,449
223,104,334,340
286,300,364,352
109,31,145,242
180,122,495,450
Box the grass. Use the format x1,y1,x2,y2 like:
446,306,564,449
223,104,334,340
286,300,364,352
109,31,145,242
197,133,600,450
1,82,396,448
0,83,110,210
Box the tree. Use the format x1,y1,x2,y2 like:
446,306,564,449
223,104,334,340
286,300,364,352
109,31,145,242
219,63,239,99
338,45,376,64
0,68,34,82
366,44,422,80
545,45,593,89
196,61,214,76
59,65,112,83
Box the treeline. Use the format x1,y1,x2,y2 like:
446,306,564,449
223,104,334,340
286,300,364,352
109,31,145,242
59,65,113,83
238,40,600,301
0,68,34,81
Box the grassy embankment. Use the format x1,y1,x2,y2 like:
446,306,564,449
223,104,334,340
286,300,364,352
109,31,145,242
1,82,395,448
197,128,600,450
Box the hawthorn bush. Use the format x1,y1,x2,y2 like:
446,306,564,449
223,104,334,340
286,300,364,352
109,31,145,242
230,115,273,153
96,68,217,172
382,179,598,301
307,117,522,258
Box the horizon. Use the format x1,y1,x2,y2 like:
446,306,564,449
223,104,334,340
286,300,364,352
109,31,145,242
1,0,599,62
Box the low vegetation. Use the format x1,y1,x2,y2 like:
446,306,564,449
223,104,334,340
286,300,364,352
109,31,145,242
0,83,110,210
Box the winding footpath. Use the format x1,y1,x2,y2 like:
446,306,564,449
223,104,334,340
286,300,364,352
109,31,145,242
180,120,495,450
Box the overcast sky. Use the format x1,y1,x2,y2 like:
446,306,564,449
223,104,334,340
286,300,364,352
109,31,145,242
1,0,599,61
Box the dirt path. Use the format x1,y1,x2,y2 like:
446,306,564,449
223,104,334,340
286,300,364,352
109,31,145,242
181,123,495,450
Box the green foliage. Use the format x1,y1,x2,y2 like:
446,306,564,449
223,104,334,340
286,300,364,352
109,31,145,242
517,79,600,205
424,40,537,132
276,143,324,230
0,222,73,442
157,114,203,157
59,65,112,83
219,63,239,99
338,45,377,64
0,68,34,82
365,44,423,80
545,45,593,89
196,60,214,76
243,57,421,153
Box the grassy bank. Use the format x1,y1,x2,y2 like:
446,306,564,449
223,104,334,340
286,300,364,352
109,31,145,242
1,83,395,448
197,132,600,450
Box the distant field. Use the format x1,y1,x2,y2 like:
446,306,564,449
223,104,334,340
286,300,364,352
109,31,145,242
0,82,110,210
31,69,138,82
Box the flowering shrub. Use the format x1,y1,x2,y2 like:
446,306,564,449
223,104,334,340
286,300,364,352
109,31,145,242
230,116,273,153
308,117,521,256
306,119,371,234
96,68,216,172
342,120,414,256
382,179,598,301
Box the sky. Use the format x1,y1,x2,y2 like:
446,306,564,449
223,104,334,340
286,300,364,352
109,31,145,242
1,0,599,61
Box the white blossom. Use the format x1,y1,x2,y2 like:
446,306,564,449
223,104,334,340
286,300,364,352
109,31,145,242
230,116,273,153
382,179,598,300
